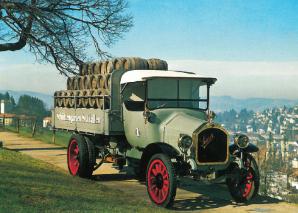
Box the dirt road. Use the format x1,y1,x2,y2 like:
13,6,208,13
1,131,297,212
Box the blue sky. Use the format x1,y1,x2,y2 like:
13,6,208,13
1,0,298,99
109,0,298,61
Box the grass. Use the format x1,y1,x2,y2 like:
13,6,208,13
5,125,71,147
0,148,167,213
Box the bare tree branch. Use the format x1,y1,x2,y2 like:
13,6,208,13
0,0,133,75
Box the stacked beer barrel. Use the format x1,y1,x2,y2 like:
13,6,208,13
54,57,168,109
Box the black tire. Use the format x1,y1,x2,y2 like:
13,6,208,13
227,154,260,203
84,136,96,174
146,153,177,208
67,134,93,178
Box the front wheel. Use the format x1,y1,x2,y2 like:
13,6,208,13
227,154,260,202
146,153,177,208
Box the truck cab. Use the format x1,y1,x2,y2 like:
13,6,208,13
120,70,218,158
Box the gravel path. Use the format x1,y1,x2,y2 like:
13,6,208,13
1,131,297,213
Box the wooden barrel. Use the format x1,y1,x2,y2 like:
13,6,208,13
56,91,63,107
84,90,91,108
148,58,158,70
72,77,80,90
54,91,59,107
78,76,85,90
100,61,108,75
141,58,149,69
74,90,81,107
67,91,75,108
83,90,92,108
78,90,86,108
59,91,66,107
103,74,111,95
147,59,155,70
93,62,101,74
161,59,168,70
87,90,95,108
79,64,83,76
133,57,148,70
81,64,88,75
62,91,69,107
87,63,94,75
147,58,165,70
156,59,167,70
123,57,132,71
67,77,74,90
84,75,92,90
92,90,103,109
114,57,126,70
106,60,114,74
63,90,73,108
99,74,106,90
90,75,101,89
56,91,62,107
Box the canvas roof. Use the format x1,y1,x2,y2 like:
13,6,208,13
120,70,217,84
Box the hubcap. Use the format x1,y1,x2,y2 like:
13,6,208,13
68,139,80,175
147,159,170,204
231,161,255,199
241,170,254,198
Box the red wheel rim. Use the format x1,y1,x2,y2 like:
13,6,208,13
240,169,254,198
68,139,80,175
147,159,170,204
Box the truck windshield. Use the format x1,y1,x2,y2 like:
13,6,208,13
147,78,208,110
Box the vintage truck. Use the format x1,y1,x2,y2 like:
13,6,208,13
52,66,260,207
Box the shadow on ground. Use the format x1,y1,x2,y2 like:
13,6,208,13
92,172,280,211
11,147,66,151
172,177,280,211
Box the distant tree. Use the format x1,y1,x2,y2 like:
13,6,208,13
15,95,49,121
215,109,238,130
0,0,133,75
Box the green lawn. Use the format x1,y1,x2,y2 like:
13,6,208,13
5,126,71,147
0,148,167,213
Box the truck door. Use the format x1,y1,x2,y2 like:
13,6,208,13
121,82,147,147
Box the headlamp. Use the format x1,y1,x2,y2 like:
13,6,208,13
234,134,249,148
178,135,192,152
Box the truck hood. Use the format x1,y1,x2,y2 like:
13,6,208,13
162,112,206,146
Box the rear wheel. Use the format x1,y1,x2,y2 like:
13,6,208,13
67,134,93,178
227,154,260,202
85,136,96,173
146,154,177,208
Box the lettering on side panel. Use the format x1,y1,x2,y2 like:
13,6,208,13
56,113,101,124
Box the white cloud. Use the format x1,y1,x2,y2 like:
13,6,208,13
168,60,298,99
0,63,67,94
0,60,297,99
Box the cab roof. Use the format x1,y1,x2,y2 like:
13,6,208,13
120,70,217,85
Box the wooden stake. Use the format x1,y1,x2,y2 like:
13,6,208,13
52,129,56,144
2,115,5,130
32,120,36,137
16,118,20,133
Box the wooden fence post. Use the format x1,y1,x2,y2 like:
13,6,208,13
52,129,56,144
2,115,5,130
32,120,37,137
16,118,20,133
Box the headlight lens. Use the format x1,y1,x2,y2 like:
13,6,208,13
234,134,249,148
178,135,192,151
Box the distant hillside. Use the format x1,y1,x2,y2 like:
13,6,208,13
1,90,297,112
0,90,53,109
211,96,298,112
